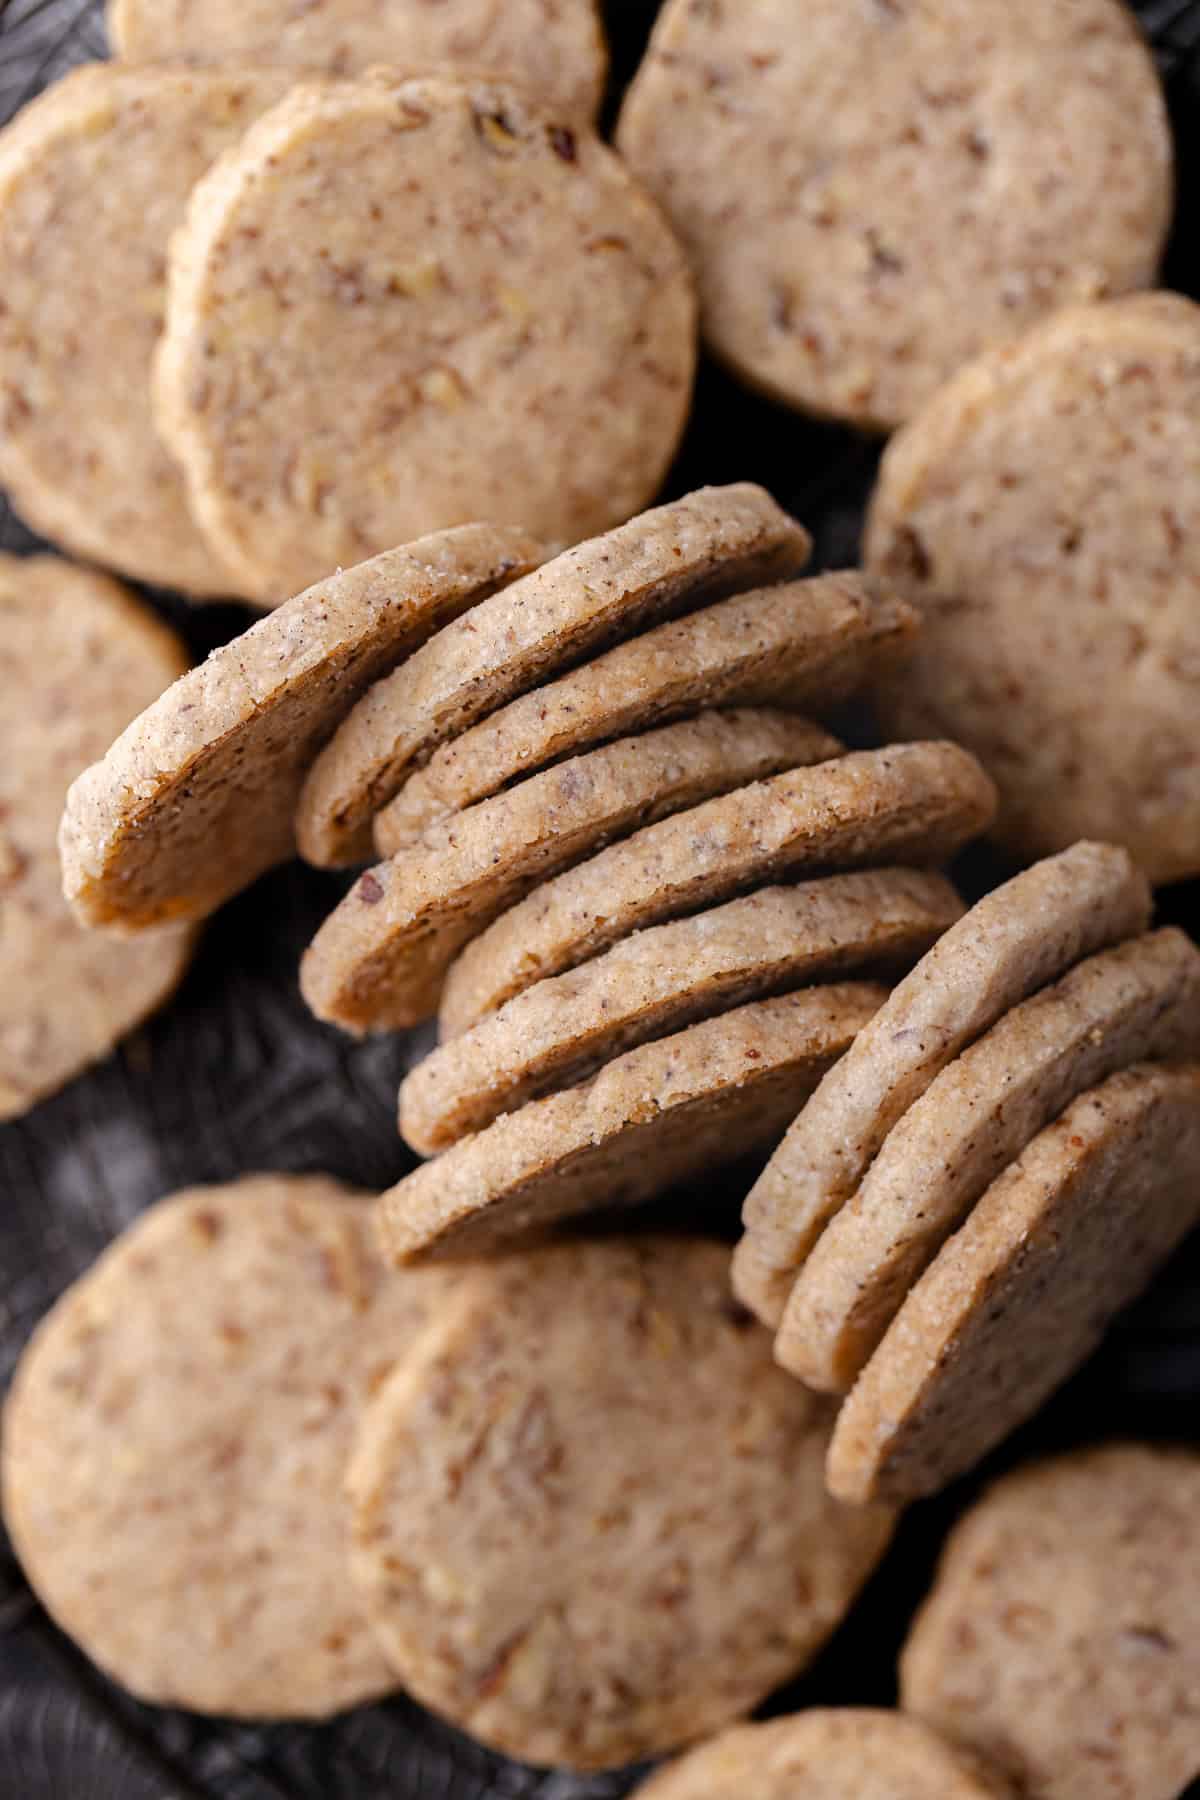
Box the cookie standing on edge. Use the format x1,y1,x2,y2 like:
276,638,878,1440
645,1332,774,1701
618,0,1170,430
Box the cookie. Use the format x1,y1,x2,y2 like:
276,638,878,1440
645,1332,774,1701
778,927,1200,1392
900,1442,1200,1797
301,710,838,1034
0,555,193,1120
155,74,696,607
0,64,292,597
631,1710,1015,1799
59,525,540,931
110,0,608,120
375,571,917,851
2,1175,456,1718
617,0,1170,431
440,740,997,1036
829,1070,1200,1508
299,484,810,867
400,869,962,1154
347,1236,895,1768
867,293,1200,882
733,842,1152,1328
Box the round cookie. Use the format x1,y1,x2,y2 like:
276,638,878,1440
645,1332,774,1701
300,484,810,867
0,554,193,1120
376,572,917,851
867,294,1200,882
778,927,1200,1392
733,842,1152,1329
617,0,1170,431
2,1174,457,1718
631,1710,1015,1799
347,1236,895,1768
155,74,696,607
440,740,997,1035
60,525,540,930
380,986,886,1263
110,0,608,121
0,64,291,597
399,869,962,1154
899,1442,1200,1797
301,710,839,1034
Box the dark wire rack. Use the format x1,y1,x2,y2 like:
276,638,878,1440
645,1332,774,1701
1,4,1198,1796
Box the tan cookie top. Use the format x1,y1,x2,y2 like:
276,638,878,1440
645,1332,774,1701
440,740,997,1035
299,484,810,866
0,64,291,596
2,1174,457,1718
0,555,193,1120
376,571,917,850
60,525,539,930
400,869,962,1154
778,927,1200,1392
301,710,837,1034
900,1440,1200,1797
347,1236,895,1768
632,1710,1015,1799
380,985,885,1263
617,0,1170,430
868,294,1200,882
110,0,608,120
155,74,696,607
734,842,1151,1328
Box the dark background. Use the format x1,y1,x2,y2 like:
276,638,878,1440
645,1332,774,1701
1,2,1199,1794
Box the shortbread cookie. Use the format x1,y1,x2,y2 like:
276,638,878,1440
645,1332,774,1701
381,985,885,1262
376,572,917,850
301,711,838,1034
900,1442,1200,1797
0,64,290,596
830,1070,1200,1507
2,1175,456,1718
348,1237,894,1768
0,555,192,1120
156,75,696,606
400,869,961,1154
632,1710,1016,1799
440,740,996,1035
110,0,608,120
617,0,1169,430
60,526,539,930
299,485,810,866
779,927,1200,1391
868,294,1200,881
734,842,1151,1328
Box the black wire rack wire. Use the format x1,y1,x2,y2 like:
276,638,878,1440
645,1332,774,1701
1,4,1199,1796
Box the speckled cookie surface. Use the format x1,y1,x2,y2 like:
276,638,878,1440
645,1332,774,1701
0,555,192,1120
617,0,1169,430
110,0,607,119
2,1175,457,1718
376,571,917,850
300,485,810,866
868,294,1200,881
380,986,885,1263
778,927,1200,1392
59,525,540,930
440,740,996,1035
734,842,1151,1328
155,74,696,607
0,64,289,596
632,1710,1016,1799
347,1236,895,1768
900,1441,1200,1796
301,710,838,1034
400,869,961,1154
